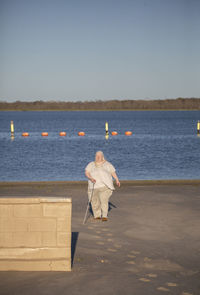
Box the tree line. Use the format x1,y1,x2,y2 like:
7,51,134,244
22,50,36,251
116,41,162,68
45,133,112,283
0,98,200,111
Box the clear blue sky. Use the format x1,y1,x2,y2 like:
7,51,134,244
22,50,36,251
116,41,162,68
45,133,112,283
0,0,199,102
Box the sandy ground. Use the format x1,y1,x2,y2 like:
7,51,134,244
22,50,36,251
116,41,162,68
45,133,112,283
0,180,200,295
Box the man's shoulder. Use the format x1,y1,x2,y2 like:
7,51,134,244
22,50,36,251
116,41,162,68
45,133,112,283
104,161,115,171
104,161,112,166
85,161,95,169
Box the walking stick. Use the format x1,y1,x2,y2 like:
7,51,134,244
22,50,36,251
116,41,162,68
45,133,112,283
83,183,95,225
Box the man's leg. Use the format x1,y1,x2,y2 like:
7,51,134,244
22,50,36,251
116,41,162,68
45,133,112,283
99,188,113,218
91,189,101,218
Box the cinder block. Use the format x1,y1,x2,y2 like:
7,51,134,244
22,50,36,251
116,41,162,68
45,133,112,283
42,232,57,246
0,205,13,217
0,247,70,260
0,197,72,271
43,204,71,218
13,232,42,247
0,218,13,232
0,233,12,247
0,218,28,232
13,204,42,217
57,232,71,247
28,218,56,232
0,259,71,271
57,218,71,232
48,259,71,271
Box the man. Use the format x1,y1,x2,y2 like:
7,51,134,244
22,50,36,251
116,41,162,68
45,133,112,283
85,151,120,221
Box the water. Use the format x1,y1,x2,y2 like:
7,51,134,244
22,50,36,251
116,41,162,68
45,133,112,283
0,111,200,181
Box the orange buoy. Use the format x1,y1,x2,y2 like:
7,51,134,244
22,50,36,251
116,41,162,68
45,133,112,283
78,131,85,136
125,131,132,136
59,132,66,136
22,132,29,137
111,131,118,136
41,132,48,136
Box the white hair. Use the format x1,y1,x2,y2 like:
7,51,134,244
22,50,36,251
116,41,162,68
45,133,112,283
95,150,106,162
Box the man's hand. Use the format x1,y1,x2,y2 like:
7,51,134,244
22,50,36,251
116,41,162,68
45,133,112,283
90,178,96,184
116,180,120,187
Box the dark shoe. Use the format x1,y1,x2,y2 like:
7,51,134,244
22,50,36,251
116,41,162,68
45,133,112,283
102,217,108,221
94,217,101,220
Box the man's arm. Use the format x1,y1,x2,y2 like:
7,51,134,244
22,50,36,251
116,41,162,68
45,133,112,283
111,171,120,187
85,170,96,183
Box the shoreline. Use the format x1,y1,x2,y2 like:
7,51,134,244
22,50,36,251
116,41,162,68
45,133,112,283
0,109,200,111
0,179,200,187
1,179,199,197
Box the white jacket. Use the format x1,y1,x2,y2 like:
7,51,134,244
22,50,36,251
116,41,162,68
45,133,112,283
85,161,116,190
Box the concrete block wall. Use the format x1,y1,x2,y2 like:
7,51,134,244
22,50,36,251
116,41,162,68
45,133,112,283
0,197,72,271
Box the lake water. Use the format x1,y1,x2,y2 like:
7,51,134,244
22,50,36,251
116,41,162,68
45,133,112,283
0,111,200,182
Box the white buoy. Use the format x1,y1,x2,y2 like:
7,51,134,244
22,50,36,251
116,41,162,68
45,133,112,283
105,122,109,138
197,120,200,134
10,120,14,136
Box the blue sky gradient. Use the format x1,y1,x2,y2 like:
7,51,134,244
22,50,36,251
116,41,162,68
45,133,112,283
1,0,199,101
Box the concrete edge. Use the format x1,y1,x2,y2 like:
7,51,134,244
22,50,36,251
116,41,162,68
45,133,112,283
0,179,200,187
0,197,72,203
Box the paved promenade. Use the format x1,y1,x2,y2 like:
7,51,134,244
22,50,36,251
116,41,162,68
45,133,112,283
0,181,199,295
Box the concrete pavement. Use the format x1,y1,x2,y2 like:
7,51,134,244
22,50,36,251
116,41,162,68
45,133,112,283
0,181,199,295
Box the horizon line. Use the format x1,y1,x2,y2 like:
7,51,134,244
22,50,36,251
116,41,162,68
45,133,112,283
1,97,200,103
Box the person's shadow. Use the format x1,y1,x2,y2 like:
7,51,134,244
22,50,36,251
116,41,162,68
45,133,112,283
71,232,79,267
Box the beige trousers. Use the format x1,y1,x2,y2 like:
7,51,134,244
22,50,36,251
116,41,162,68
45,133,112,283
89,186,113,218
